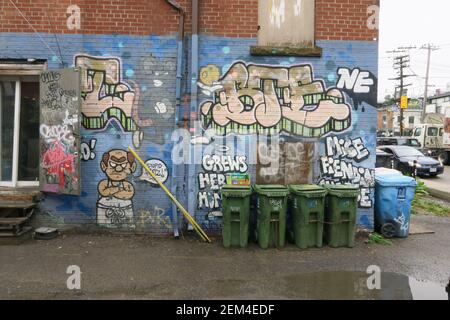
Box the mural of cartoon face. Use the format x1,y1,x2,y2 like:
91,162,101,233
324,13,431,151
100,150,137,182
97,149,137,228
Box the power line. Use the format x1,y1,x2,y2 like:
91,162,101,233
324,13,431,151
388,51,416,135
420,44,440,121
7,0,63,64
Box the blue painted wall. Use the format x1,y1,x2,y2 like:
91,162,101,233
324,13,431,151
1,32,378,232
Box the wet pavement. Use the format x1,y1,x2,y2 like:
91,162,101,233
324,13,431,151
0,214,449,300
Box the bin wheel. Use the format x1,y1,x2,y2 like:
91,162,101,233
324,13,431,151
381,223,396,238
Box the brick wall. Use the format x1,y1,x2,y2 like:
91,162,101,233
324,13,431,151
1,0,378,40
0,0,188,35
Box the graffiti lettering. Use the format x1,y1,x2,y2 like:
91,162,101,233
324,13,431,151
394,213,409,232
40,71,61,83
81,139,97,161
40,124,74,144
319,136,375,208
200,61,352,137
198,154,248,210
42,141,76,190
336,67,377,111
39,69,81,195
137,207,172,232
325,136,370,162
40,81,76,111
139,159,169,186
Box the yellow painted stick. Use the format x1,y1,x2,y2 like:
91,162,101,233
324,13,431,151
128,147,211,243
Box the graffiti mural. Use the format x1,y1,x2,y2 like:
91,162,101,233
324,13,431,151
39,69,81,195
96,149,137,228
74,54,147,147
75,55,138,131
318,136,375,208
198,154,248,212
197,64,223,96
336,67,377,111
138,158,169,186
80,139,97,161
136,207,172,232
200,61,352,137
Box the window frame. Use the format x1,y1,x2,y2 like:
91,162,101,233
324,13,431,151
0,62,46,188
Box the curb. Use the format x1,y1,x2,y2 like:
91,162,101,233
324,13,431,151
426,186,450,202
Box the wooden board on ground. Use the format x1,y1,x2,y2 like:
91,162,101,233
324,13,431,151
409,223,435,235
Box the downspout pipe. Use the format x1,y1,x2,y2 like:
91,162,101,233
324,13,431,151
165,0,185,238
187,0,199,230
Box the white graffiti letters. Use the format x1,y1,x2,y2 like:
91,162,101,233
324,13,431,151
81,139,97,161
40,124,74,144
337,68,374,94
325,136,370,162
202,155,248,173
198,155,248,210
319,136,375,208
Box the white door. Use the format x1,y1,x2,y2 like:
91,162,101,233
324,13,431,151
0,76,40,187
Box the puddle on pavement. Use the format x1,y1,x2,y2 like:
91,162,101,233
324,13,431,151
282,271,448,300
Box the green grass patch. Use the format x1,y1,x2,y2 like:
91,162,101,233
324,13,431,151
368,233,393,246
411,179,450,217
412,198,450,217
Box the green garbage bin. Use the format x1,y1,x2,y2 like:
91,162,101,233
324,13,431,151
288,185,327,249
221,185,253,248
324,185,360,248
253,185,289,249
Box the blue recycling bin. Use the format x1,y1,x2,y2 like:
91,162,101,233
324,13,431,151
374,172,417,238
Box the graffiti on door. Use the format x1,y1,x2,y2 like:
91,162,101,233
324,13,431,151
39,69,81,195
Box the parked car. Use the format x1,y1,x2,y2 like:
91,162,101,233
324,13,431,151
377,145,444,177
376,148,394,169
377,137,421,148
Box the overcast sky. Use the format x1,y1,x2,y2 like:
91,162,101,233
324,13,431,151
378,0,450,102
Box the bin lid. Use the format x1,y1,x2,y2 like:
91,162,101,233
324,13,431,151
253,184,289,197
375,175,417,187
375,168,403,177
289,184,327,196
323,184,360,197
221,185,252,197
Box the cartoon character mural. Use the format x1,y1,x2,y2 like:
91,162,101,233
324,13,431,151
96,149,137,228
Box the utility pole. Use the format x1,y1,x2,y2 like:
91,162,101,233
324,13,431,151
420,44,440,121
388,50,414,136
